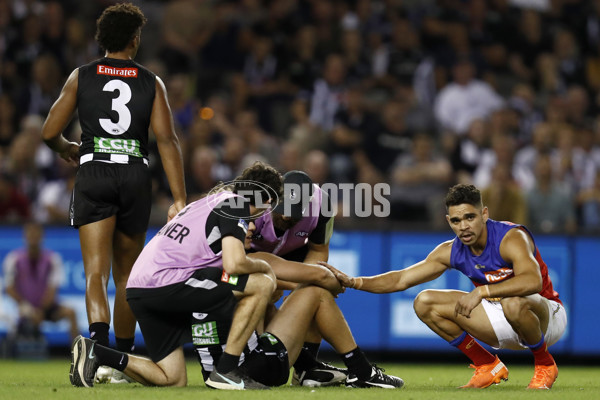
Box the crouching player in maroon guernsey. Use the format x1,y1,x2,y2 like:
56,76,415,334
323,184,567,390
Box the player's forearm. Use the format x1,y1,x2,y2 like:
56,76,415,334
482,273,542,299
157,138,186,205
354,274,401,293
5,287,25,304
43,133,71,154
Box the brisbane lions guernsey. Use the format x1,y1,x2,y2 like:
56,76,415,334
450,219,561,304
77,57,155,164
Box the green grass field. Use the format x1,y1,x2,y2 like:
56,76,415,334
0,358,598,400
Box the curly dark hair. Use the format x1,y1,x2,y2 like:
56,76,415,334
445,184,483,210
234,161,283,207
95,3,147,53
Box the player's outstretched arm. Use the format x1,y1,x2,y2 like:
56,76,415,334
319,240,453,293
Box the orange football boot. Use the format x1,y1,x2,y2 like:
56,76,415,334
527,362,558,389
460,355,509,388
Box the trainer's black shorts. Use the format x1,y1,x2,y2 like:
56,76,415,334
70,162,152,234
126,267,249,363
244,332,290,387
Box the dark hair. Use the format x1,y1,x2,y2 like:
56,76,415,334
95,3,147,53
233,161,282,206
445,184,482,210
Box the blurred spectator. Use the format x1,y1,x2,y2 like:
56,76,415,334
433,58,504,135
508,9,552,85
166,73,199,137
564,85,592,128
513,122,555,191
303,149,331,186
185,146,220,202
507,82,544,146
552,28,586,88
362,99,412,177
526,154,577,234
231,33,293,132
287,95,321,154
389,132,453,227
481,162,528,225
329,85,378,183
339,28,371,86
0,94,17,152
448,118,490,184
158,0,208,74
15,53,62,121
281,24,321,94
33,164,75,225
4,13,45,83
309,53,349,133
278,140,303,173
5,130,47,205
473,132,518,189
0,173,30,223
3,222,78,340
577,173,600,232
384,18,425,91
63,17,97,72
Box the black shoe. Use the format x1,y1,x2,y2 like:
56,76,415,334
205,368,270,390
293,361,348,387
70,335,100,387
346,365,404,389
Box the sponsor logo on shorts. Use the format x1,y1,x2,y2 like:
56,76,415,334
192,321,219,345
97,65,138,77
295,231,309,237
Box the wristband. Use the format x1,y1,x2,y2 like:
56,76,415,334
353,277,363,290
483,285,491,297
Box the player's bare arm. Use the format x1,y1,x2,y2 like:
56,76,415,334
455,228,544,318
41,68,80,166
321,240,452,293
249,252,343,296
151,76,186,220
303,241,329,264
222,236,274,280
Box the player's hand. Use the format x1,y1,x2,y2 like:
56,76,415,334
317,261,354,288
454,288,483,318
59,141,80,166
167,201,186,222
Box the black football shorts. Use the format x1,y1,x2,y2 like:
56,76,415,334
70,162,151,234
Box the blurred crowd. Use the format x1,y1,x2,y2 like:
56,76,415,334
1,0,600,233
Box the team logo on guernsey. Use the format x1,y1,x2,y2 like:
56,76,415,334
221,271,239,285
97,65,138,77
237,219,249,234
484,267,514,283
